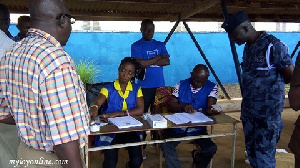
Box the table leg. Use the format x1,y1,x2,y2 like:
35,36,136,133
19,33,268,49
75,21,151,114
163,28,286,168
209,125,214,168
231,124,237,168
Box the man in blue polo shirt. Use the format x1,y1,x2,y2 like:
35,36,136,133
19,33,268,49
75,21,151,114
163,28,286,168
131,19,170,157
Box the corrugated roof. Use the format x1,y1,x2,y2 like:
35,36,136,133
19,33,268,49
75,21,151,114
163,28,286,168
1,0,300,22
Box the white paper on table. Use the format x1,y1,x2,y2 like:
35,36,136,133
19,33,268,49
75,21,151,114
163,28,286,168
165,112,213,125
108,116,143,129
99,123,108,127
182,112,214,123
164,113,190,125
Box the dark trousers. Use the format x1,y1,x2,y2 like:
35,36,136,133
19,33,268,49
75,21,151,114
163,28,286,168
141,88,157,113
161,128,217,168
102,132,143,168
141,88,157,148
241,116,282,168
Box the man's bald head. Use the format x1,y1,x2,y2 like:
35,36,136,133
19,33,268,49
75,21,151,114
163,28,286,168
29,0,66,23
29,0,72,46
190,64,210,88
192,64,209,77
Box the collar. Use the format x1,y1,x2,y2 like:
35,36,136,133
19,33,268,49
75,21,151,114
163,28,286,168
141,38,153,42
114,79,133,91
27,28,62,48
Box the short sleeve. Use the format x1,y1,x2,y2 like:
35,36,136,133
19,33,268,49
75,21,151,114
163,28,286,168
272,42,293,69
160,42,170,57
208,84,218,99
100,87,109,98
137,87,143,97
172,82,180,98
131,43,141,58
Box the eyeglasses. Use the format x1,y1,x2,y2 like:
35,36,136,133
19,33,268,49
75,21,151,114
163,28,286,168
56,14,75,24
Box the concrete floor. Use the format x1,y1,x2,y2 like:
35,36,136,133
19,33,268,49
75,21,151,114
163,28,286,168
89,108,298,168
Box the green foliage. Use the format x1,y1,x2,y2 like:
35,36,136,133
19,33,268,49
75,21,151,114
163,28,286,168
75,60,100,87
285,84,290,91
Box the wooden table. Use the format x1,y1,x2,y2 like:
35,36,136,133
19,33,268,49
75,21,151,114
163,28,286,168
85,113,240,168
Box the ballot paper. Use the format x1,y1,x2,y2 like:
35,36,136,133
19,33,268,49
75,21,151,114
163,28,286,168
108,116,143,129
165,112,213,125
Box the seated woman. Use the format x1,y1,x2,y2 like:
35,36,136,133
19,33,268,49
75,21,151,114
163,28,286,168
89,57,144,168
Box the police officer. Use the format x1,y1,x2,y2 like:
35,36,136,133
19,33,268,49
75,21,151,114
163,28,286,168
222,11,294,168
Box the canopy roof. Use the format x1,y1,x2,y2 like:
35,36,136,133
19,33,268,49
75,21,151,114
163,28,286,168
1,0,300,22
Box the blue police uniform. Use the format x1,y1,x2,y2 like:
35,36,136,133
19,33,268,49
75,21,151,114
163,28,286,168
241,32,293,168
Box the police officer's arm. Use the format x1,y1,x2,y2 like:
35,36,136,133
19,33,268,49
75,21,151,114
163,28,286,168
167,96,194,113
289,53,300,111
281,65,294,84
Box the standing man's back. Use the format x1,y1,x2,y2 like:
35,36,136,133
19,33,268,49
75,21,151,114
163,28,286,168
0,0,89,167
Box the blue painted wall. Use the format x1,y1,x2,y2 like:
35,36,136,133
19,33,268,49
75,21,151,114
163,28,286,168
9,25,300,86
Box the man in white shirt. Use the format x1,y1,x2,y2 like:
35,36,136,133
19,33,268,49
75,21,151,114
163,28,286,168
0,30,14,58
0,3,19,168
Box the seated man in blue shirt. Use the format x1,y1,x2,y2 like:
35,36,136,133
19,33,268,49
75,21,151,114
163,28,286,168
161,64,222,168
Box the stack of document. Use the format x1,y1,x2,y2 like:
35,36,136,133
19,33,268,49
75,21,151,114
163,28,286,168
108,116,143,129
165,112,214,125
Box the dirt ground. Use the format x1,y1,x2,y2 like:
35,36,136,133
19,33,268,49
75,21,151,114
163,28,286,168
218,83,242,99
218,83,290,99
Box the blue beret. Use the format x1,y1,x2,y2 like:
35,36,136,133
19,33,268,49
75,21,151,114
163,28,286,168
222,10,249,34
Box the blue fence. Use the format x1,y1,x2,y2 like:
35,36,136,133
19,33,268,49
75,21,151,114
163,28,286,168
9,25,300,86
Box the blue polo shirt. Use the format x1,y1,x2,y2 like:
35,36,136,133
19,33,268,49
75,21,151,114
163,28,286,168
131,38,169,88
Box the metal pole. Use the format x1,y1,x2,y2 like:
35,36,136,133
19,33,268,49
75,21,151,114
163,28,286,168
164,14,181,44
183,20,231,100
231,124,237,168
210,125,214,168
291,41,300,58
221,0,243,92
